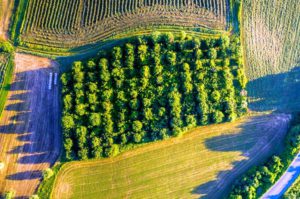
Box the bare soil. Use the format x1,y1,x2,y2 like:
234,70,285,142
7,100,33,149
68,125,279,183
0,53,61,198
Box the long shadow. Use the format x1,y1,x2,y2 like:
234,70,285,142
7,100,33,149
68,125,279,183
6,171,42,180
247,66,300,112
191,114,290,198
0,68,61,195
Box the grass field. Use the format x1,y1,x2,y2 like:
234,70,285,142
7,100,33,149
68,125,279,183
15,0,228,52
242,0,300,111
51,113,290,199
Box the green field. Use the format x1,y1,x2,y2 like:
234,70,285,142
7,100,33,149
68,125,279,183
51,114,290,199
243,0,300,111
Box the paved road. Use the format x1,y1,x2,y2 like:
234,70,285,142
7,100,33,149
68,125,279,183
261,152,300,199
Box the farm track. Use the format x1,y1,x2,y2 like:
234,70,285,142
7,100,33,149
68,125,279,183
52,113,290,199
0,53,61,198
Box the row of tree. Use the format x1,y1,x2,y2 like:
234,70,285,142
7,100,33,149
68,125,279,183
61,32,247,160
229,119,300,199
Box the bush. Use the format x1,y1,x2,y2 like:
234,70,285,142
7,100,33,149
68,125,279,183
0,41,14,53
43,168,54,180
104,144,120,157
4,190,15,199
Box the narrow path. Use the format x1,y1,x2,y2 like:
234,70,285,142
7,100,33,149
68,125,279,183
262,153,300,199
0,53,61,198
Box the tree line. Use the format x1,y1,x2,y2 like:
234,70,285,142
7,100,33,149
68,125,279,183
229,115,300,199
61,31,247,160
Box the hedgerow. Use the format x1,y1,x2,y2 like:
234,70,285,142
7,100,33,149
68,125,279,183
61,32,247,160
0,41,14,116
228,115,300,199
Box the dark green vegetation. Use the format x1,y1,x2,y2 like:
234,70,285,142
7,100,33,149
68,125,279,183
36,164,62,199
61,32,247,160
284,176,300,199
0,40,14,116
9,0,27,44
228,114,300,199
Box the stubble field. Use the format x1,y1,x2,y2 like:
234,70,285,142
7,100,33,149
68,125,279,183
52,113,290,199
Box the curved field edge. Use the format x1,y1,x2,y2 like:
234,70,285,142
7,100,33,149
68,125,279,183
18,0,228,50
15,26,227,58
50,113,290,199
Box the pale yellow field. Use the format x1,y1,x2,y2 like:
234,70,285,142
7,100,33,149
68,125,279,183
52,113,290,199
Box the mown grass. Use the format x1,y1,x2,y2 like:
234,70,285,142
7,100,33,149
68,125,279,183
51,114,287,199
243,0,300,112
16,25,225,58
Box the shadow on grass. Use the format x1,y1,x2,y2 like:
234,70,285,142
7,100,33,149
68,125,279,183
191,114,290,198
247,66,300,112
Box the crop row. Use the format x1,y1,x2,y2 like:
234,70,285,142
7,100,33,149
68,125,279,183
19,0,228,49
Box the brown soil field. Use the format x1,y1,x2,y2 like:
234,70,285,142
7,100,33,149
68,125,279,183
0,53,61,198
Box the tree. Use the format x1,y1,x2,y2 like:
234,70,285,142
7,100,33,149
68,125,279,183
89,113,101,127
104,144,119,157
160,32,174,44
208,48,217,59
87,60,96,70
166,51,176,65
0,41,14,53
64,138,74,160
62,115,75,130
212,110,224,123
43,168,54,179
150,31,161,44
4,190,15,199
29,195,39,199
91,137,102,158
179,31,187,40
134,133,142,143
132,120,143,133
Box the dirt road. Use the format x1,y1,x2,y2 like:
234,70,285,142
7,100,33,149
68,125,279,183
262,153,300,198
0,53,61,198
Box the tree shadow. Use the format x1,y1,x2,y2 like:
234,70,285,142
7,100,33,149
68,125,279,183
247,66,300,112
0,68,61,196
6,171,42,180
191,114,290,198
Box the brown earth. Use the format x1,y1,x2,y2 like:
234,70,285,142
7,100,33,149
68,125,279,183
0,53,61,198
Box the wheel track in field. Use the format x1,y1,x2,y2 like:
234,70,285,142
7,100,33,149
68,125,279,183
52,113,290,199
0,53,61,198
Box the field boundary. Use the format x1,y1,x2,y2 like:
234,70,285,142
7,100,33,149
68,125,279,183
0,53,14,117
16,25,226,58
